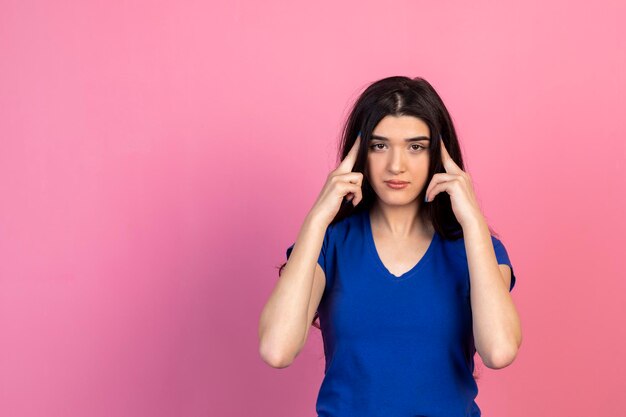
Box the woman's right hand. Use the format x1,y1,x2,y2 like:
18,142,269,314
309,134,364,226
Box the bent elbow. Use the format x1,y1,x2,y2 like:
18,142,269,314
259,344,295,369
485,346,518,369
265,354,294,369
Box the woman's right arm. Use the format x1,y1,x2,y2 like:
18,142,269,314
258,210,329,368
258,134,364,368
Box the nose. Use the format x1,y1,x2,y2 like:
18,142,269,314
387,147,406,174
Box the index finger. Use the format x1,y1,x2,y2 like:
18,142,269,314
439,134,462,174
336,133,361,173
439,135,451,162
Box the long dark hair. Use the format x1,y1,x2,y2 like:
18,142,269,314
278,76,500,377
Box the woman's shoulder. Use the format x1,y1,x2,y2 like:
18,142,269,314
438,231,507,258
326,209,365,241
436,231,468,263
333,209,364,230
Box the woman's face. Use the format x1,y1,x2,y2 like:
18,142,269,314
366,115,431,207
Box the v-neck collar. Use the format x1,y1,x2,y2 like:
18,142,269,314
363,209,438,281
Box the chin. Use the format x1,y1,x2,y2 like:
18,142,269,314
376,191,419,205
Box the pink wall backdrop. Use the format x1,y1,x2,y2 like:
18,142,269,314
1,0,625,416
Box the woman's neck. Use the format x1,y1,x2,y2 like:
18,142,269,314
370,201,433,238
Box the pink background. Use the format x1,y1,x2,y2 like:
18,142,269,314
1,0,625,416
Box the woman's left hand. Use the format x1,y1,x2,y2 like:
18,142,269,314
424,137,486,229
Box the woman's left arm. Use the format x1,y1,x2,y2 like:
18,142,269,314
463,219,522,369
424,136,522,369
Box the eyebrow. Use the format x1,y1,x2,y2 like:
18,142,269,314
370,135,430,142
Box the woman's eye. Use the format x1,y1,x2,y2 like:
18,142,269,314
370,143,426,151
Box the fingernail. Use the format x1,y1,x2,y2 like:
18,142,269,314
424,195,428,202
357,130,361,137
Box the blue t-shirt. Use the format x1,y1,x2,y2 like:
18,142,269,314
286,209,516,417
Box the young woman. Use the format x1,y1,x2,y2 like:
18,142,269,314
258,76,522,417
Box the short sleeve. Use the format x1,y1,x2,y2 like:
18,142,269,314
285,224,332,278
491,236,516,291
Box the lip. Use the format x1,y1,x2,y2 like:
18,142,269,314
385,181,409,190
